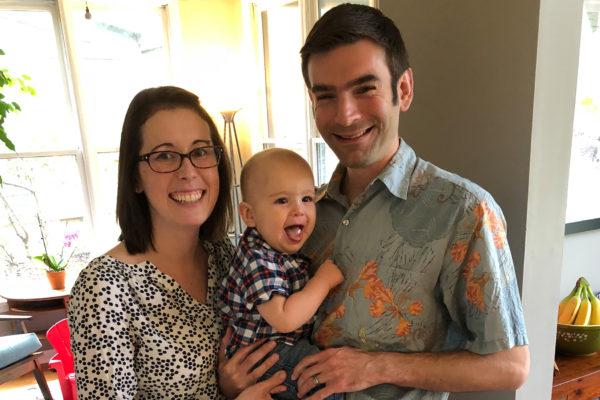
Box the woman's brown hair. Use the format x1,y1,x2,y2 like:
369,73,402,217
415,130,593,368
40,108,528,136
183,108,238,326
116,86,233,254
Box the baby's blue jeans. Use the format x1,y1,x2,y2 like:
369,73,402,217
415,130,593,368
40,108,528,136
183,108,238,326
258,338,344,400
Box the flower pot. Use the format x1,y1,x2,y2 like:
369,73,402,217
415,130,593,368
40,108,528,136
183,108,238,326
46,270,66,290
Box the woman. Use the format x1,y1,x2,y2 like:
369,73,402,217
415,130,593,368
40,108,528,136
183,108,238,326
68,86,284,399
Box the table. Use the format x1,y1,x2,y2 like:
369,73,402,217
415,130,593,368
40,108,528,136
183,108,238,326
0,282,71,314
552,351,600,400
0,279,73,364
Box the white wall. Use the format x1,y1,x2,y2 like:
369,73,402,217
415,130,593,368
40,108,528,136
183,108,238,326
561,229,600,296
380,1,584,399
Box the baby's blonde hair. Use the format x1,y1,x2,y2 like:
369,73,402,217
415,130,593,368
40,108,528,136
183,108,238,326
240,148,313,202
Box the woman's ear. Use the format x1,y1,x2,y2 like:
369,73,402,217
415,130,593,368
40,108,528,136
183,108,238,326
238,202,256,227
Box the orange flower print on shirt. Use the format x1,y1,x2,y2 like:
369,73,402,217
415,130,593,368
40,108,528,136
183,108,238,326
466,250,481,270
407,301,423,316
452,201,504,312
314,304,345,348
466,277,490,312
317,262,424,346
395,318,412,337
474,201,506,249
370,300,386,318
493,231,506,249
359,260,378,281
315,320,342,348
355,262,422,336
450,241,468,263
333,304,346,319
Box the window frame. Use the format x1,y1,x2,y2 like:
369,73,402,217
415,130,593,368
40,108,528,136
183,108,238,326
246,0,379,185
0,0,180,259
565,0,600,235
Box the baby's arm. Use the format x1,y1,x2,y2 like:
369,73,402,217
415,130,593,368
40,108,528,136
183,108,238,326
256,259,343,333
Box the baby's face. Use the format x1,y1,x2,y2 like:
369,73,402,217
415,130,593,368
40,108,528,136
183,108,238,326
244,162,316,254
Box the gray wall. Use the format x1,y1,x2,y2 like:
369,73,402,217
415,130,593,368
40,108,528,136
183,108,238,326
381,1,539,287
380,1,583,399
561,230,600,297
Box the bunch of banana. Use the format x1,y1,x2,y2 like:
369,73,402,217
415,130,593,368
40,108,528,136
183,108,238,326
557,277,600,325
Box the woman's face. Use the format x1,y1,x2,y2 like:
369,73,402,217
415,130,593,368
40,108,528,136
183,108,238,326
137,108,220,234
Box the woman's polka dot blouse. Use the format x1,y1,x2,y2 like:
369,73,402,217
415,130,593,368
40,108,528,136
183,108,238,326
67,240,233,399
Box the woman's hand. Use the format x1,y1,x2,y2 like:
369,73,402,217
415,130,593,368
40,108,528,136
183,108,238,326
218,327,280,399
235,370,287,400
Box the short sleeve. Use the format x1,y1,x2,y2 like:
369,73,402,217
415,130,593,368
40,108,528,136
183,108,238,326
441,197,528,355
239,251,290,307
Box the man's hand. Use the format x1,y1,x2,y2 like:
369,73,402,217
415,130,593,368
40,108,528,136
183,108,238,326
235,371,287,400
218,327,280,398
292,347,378,399
292,345,530,398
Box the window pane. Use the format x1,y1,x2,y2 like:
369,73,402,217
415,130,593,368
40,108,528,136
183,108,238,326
262,5,307,153
0,156,90,279
95,151,120,251
318,0,371,16
314,140,338,186
565,5,600,223
0,10,80,152
71,6,172,150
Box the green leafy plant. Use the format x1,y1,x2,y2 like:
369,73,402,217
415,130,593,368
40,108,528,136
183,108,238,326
0,48,36,183
33,213,79,272
34,254,69,272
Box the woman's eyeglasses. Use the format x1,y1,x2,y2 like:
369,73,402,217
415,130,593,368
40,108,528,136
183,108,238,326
138,146,223,173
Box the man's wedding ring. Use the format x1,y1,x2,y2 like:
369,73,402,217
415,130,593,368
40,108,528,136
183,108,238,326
313,375,320,385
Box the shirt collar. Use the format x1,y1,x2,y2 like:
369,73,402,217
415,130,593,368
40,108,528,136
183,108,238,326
243,227,272,250
321,139,417,204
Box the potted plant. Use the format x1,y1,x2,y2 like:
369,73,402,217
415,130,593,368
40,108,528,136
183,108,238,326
32,214,79,290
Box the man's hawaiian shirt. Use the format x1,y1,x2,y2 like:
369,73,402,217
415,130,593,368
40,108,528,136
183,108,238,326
302,140,528,400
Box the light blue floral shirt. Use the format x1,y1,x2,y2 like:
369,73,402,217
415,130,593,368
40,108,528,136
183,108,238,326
303,140,528,400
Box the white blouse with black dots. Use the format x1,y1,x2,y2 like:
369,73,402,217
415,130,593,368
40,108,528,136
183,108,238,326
68,240,233,400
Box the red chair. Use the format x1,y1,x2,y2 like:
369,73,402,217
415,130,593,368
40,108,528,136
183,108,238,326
46,318,77,400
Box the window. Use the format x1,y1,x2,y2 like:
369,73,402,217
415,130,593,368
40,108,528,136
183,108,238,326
248,0,377,186
0,0,175,278
565,0,600,234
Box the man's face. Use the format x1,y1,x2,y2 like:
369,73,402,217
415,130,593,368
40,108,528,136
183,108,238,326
307,39,413,172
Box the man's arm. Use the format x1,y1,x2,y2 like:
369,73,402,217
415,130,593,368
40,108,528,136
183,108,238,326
257,260,343,333
292,344,530,399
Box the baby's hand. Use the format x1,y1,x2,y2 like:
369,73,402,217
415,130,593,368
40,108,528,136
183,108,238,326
315,259,344,289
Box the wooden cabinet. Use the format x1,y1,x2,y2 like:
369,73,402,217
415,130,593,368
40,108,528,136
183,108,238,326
552,352,600,400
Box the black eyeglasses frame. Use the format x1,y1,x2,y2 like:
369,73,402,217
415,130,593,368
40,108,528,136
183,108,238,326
137,145,223,173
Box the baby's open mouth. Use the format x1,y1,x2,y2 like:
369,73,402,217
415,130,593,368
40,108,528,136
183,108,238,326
170,190,204,203
284,225,304,241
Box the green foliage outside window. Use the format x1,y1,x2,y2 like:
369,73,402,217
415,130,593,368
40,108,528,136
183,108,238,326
0,48,36,182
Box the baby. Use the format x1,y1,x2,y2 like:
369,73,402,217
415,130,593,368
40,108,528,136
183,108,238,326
218,148,343,400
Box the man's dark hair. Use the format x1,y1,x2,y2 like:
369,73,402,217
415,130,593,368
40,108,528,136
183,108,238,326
116,86,233,254
300,3,410,104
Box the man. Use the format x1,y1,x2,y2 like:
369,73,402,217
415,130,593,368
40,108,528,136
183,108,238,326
290,4,530,400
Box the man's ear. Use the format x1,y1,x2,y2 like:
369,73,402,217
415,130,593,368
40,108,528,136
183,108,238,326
397,68,414,112
238,201,256,227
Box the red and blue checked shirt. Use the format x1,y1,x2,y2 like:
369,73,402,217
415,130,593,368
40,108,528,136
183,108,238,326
217,227,313,358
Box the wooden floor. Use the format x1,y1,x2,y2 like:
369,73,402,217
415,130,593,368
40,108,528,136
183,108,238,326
0,364,60,399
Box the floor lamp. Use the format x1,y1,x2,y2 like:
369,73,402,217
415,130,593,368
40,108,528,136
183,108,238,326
220,109,244,242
